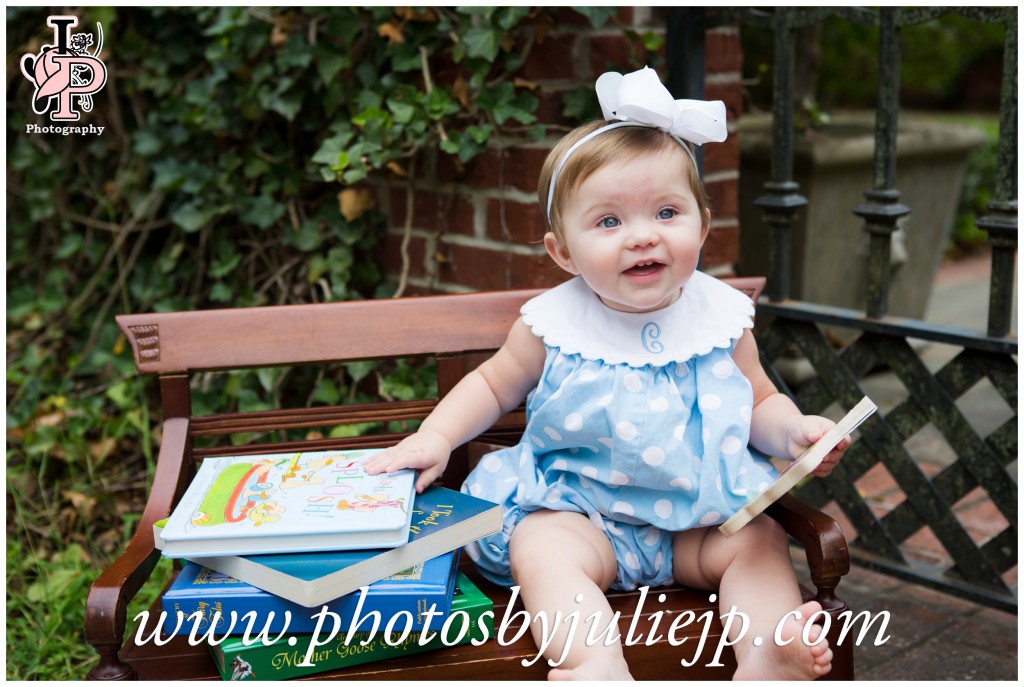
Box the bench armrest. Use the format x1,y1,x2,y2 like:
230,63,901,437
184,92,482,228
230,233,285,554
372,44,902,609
84,418,191,679
767,492,850,612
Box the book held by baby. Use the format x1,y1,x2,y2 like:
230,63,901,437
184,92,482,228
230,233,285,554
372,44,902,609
719,396,877,537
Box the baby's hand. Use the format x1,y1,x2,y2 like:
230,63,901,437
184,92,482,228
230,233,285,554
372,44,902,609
786,415,851,478
364,429,452,493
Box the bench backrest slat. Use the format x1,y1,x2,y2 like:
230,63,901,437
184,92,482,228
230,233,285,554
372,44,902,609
116,289,542,374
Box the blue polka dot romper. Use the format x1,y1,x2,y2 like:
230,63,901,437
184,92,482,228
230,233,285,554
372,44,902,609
461,272,780,591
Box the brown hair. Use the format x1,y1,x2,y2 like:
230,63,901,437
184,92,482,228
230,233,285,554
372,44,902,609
538,121,711,243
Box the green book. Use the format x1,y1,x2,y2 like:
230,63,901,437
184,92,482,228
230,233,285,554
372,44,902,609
209,573,493,680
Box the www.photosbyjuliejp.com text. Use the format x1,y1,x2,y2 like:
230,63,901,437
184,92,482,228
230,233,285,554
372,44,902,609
134,585,890,669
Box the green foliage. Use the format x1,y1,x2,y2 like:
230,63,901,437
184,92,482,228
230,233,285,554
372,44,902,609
6,537,102,679
5,7,604,679
6,528,172,680
795,96,832,136
940,115,1001,253
813,14,1004,109
572,7,619,29
742,11,1005,110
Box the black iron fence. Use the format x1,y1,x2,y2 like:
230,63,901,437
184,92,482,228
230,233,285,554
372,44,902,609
671,7,1017,612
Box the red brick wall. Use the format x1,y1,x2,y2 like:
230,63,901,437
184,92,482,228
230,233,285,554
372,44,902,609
374,10,742,295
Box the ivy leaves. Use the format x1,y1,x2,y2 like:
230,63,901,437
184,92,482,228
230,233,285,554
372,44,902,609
311,7,549,184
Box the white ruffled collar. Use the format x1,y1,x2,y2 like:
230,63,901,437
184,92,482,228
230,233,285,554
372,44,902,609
521,271,753,368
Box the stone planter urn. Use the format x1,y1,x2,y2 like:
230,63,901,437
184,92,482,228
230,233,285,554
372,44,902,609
737,112,986,321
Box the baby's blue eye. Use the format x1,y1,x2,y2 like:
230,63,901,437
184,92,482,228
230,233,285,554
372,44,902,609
599,216,620,229
658,208,677,220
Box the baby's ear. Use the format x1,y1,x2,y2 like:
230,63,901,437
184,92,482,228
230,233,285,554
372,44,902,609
700,208,711,245
544,232,579,275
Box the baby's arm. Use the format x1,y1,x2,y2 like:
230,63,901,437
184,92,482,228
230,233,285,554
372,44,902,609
364,317,545,492
731,330,849,476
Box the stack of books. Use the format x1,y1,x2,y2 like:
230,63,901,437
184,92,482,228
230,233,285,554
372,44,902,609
154,449,501,680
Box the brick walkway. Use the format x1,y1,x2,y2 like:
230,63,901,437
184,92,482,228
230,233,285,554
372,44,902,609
791,548,1018,680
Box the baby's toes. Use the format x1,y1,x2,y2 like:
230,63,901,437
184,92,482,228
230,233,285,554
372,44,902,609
806,626,826,650
811,645,833,674
803,617,832,673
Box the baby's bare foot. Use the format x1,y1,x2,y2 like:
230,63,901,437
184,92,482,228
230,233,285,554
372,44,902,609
548,654,633,681
733,600,832,681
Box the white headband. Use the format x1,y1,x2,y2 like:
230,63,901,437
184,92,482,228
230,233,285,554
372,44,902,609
545,67,729,224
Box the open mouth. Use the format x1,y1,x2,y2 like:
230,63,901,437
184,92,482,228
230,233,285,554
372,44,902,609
624,260,664,277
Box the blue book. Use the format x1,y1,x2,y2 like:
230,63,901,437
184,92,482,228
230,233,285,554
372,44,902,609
166,485,500,607
160,550,459,637
207,573,494,680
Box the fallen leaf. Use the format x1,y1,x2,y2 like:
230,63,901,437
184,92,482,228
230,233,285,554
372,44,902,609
395,7,437,22
64,490,97,518
270,24,288,48
452,76,470,108
338,188,377,222
513,77,539,92
89,436,117,462
377,21,405,44
34,410,68,428
386,161,408,177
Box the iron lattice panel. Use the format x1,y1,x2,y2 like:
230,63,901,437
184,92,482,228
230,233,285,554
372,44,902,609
758,306,1017,611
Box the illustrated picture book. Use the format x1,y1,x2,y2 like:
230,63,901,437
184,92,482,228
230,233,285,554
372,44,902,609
719,396,877,537
208,572,494,680
170,484,501,607
157,449,416,557
160,551,459,637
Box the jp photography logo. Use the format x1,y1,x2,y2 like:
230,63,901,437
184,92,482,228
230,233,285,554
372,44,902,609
19,15,107,136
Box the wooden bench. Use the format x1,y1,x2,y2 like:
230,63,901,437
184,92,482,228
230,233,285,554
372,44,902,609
86,278,855,680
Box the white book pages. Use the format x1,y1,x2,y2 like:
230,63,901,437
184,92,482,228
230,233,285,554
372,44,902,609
718,396,877,538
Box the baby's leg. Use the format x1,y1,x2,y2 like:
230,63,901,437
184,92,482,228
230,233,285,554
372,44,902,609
508,510,632,681
672,516,832,680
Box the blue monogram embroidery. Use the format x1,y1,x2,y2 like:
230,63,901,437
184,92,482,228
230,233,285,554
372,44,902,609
641,321,664,354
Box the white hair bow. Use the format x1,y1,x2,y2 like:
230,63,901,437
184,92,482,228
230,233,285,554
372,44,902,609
546,67,728,223
596,66,728,145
